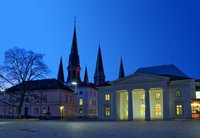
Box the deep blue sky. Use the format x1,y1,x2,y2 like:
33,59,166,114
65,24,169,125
0,0,200,82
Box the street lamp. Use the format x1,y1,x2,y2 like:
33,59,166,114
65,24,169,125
71,81,77,93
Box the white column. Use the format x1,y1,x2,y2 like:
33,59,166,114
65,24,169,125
128,90,133,121
145,88,150,121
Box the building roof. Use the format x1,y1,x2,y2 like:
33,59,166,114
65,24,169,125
94,46,105,77
135,64,190,81
84,66,89,84
72,81,96,90
68,22,80,67
118,58,125,79
7,79,73,92
57,57,65,83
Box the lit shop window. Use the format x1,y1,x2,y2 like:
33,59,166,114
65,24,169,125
176,90,181,97
105,108,111,116
176,104,183,115
79,99,83,105
105,94,110,101
196,91,200,99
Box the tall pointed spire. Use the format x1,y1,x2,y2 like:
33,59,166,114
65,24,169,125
94,45,105,86
67,20,81,83
118,58,125,79
84,66,89,84
57,57,65,83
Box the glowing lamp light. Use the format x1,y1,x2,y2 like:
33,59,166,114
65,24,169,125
71,81,77,85
60,106,64,111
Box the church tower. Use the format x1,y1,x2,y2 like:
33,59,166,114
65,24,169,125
57,57,65,83
94,45,105,86
67,21,81,83
118,58,125,79
84,66,89,84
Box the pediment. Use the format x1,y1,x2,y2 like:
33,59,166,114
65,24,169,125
112,73,169,85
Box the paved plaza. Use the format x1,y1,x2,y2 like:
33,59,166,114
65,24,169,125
0,119,199,138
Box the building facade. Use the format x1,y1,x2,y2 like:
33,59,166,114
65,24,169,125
0,79,76,118
98,65,196,121
62,21,99,118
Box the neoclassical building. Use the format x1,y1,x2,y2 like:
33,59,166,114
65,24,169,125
98,65,196,121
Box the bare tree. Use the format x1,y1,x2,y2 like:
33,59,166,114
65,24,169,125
0,47,49,118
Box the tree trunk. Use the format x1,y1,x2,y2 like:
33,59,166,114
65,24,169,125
17,91,26,118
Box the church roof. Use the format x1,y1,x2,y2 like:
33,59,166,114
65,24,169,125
118,58,125,79
135,64,190,80
57,57,65,83
68,22,80,67
84,66,89,84
94,46,105,77
6,79,73,92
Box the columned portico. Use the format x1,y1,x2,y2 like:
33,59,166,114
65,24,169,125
116,90,128,120
145,88,150,121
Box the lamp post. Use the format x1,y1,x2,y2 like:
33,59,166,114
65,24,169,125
71,81,77,93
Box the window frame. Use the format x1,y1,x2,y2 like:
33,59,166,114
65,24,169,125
79,98,83,106
104,107,111,117
176,104,184,116
105,94,111,101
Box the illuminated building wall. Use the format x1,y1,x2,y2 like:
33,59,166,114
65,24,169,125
98,71,195,121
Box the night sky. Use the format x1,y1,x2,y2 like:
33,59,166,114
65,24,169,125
0,0,200,82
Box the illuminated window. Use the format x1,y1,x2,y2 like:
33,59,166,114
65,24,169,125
105,107,111,116
140,94,145,101
176,90,181,97
196,91,200,99
155,93,161,100
176,104,183,115
89,99,92,106
140,104,145,116
155,104,161,116
105,94,110,101
79,99,83,105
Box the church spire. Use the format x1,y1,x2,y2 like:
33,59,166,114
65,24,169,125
84,66,89,84
94,45,105,86
118,58,125,79
67,20,81,83
57,57,65,83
